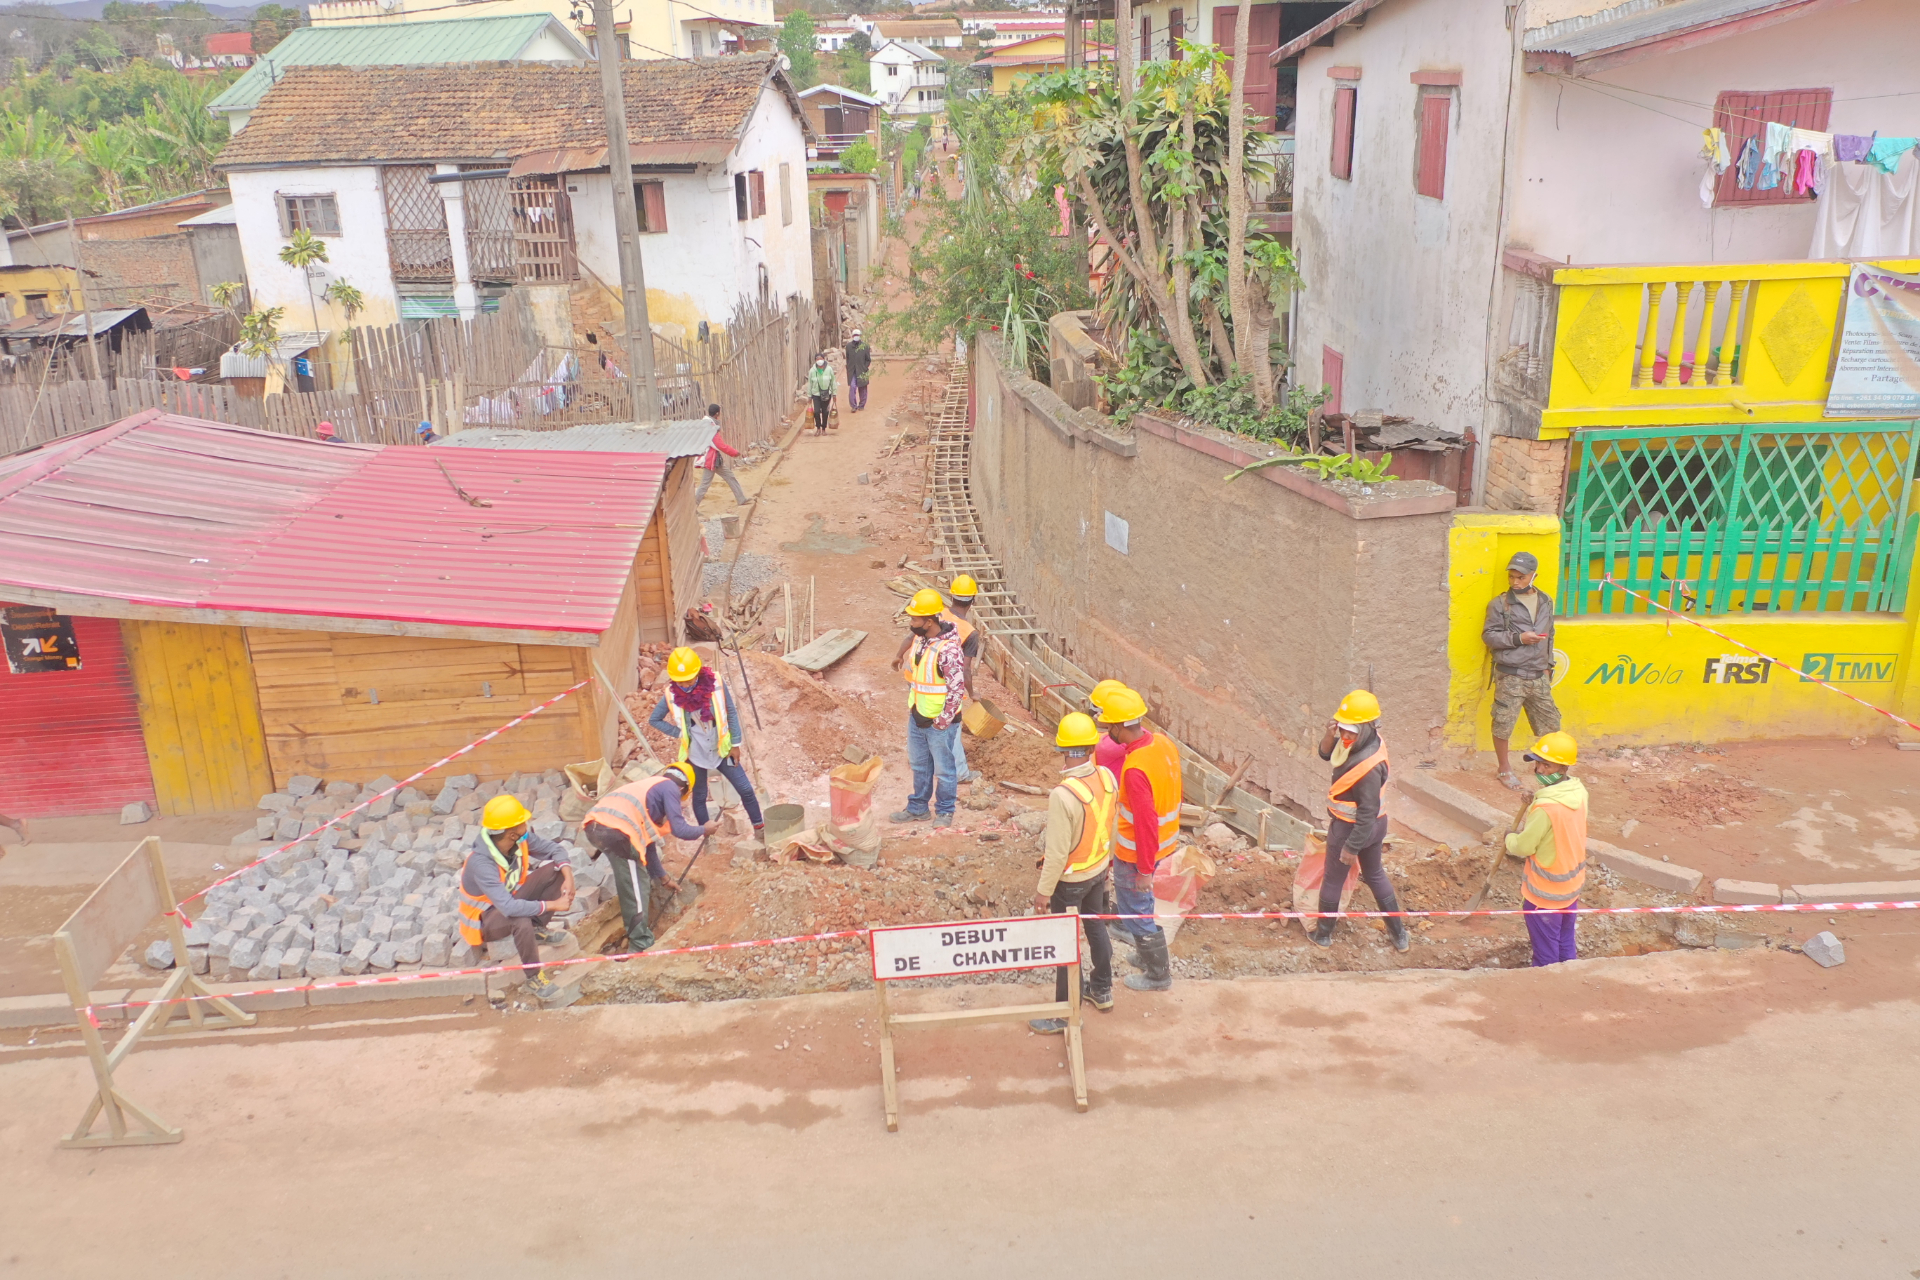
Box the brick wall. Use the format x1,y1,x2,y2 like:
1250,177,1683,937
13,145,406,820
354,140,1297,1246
77,234,199,304
1484,435,1568,513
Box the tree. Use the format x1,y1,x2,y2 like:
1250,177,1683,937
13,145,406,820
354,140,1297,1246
278,228,328,333
776,11,818,89
251,4,303,56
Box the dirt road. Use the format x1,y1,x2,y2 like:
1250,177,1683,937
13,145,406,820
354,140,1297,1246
4,943,1917,1276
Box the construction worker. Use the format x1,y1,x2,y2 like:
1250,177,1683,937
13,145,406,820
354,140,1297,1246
888,587,968,828
1029,713,1116,1033
1309,690,1411,953
1086,679,1126,718
1505,732,1588,966
646,646,764,841
1097,686,1179,992
946,575,983,783
458,795,580,1007
580,763,717,954
1484,551,1562,792
807,353,835,433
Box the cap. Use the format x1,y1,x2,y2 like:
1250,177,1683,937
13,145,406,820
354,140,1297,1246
314,420,336,437
1508,551,1539,574
416,420,434,435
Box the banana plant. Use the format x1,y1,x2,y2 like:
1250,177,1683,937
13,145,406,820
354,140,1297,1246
279,229,329,333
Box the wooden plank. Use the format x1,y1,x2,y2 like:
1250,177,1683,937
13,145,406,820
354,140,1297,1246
782,627,867,673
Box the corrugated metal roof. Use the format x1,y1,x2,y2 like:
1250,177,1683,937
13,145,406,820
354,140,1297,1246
438,419,719,459
1523,0,1832,56
0,308,144,339
0,413,666,637
208,15,582,115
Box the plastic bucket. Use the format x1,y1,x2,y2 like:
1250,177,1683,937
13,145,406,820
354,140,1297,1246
762,803,806,847
962,697,1006,739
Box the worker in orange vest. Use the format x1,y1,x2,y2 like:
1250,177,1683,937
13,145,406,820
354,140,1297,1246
580,763,717,954
457,795,579,1007
1097,686,1180,992
1029,712,1118,1032
1505,732,1588,965
1309,690,1411,953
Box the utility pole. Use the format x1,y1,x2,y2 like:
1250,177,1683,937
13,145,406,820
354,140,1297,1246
591,0,661,422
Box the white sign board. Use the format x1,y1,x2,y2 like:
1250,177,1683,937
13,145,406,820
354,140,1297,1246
870,913,1079,981
1826,265,1920,417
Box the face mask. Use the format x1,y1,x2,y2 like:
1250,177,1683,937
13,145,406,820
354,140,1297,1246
1330,733,1355,766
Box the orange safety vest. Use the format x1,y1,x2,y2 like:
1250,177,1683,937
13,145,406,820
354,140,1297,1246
666,686,734,762
1114,734,1181,864
1522,797,1589,908
1058,766,1118,875
1327,745,1390,825
940,608,976,648
457,834,531,946
583,775,677,852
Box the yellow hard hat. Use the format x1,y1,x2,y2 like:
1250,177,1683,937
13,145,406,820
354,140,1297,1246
1525,731,1578,768
664,761,696,791
950,573,979,599
906,588,946,616
1055,711,1100,749
666,646,702,682
1333,689,1381,726
1088,678,1125,712
481,794,532,831
1096,686,1147,725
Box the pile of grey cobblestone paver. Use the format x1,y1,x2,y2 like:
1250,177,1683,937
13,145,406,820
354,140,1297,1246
143,769,615,982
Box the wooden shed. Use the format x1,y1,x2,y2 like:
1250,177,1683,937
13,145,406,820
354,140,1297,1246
0,411,700,817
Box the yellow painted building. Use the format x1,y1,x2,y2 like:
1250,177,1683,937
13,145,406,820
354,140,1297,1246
0,264,83,320
1453,257,1920,748
976,36,1111,96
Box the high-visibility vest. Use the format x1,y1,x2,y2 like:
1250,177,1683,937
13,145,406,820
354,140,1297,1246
583,776,676,852
1058,766,1117,875
1522,797,1589,907
666,686,733,762
1327,745,1390,825
1114,734,1181,863
940,608,976,648
906,635,950,719
457,835,530,946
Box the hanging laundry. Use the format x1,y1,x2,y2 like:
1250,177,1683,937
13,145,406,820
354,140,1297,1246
1789,128,1832,160
1834,134,1875,162
1735,136,1761,189
1793,149,1818,196
1699,126,1731,173
1866,136,1917,174
1809,150,1920,258
1759,121,1793,189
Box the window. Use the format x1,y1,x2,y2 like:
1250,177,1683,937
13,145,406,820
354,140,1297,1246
1416,90,1449,199
735,172,749,220
279,193,341,236
1321,346,1344,416
779,162,792,226
887,63,898,76
1139,14,1150,62
749,170,766,218
689,28,703,55
1711,88,1833,207
1168,7,1183,57
636,180,667,233
1330,84,1356,180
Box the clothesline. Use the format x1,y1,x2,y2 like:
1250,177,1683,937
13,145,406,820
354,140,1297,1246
1700,123,1916,202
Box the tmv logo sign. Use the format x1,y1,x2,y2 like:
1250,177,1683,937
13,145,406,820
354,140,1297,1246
1584,655,1686,686
1801,653,1898,684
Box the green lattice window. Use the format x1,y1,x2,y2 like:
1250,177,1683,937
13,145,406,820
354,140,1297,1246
1560,422,1920,615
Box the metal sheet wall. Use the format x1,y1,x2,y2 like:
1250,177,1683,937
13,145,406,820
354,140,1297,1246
0,609,156,817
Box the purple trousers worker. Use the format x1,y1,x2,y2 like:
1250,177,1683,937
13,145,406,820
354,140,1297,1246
1522,899,1578,965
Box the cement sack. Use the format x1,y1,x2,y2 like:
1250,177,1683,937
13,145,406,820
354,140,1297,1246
560,759,615,823
822,755,884,868
1151,844,1216,946
1291,833,1358,936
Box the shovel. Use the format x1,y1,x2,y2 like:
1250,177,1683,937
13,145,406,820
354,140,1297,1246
1463,792,1536,911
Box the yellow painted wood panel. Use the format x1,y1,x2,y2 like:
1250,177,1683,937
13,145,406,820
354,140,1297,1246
122,619,274,815
665,458,703,640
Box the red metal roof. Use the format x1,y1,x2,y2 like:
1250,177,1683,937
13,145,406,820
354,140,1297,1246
205,31,254,56
0,412,666,636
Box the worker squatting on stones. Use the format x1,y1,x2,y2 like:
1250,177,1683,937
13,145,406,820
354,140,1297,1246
1310,690,1412,954
1028,712,1118,1033
891,587,969,828
1505,731,1590,966
580,762,716,954
457,795,581,1008
1093,685,1180,992
647,646,765,840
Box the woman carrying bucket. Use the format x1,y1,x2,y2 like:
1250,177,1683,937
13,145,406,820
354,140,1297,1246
647,647,766,842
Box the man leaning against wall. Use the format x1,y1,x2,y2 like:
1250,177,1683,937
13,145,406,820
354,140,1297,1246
1483,551,1562,792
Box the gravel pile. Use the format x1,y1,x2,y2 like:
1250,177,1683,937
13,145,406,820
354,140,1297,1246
703,551,783,596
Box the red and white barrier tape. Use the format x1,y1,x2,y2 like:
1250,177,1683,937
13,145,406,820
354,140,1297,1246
83,898,1915,1021
1600,575,1920,735
176,678,591,913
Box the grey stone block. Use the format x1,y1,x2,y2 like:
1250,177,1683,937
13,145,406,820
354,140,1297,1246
208,953,232,982
449,941,482,967
305,950,343,979
143,939,175,969
370,942,398,972
313,924,341,954
390,833,414,852
422,933,450,967
368,915,395,942
275,814,304,841
341,921,367,950
188,946,209,975
1713,878,1781,905
430,790,459,815
266,924,296,953
444,773,478,793
181,921,215,947
341,938,377,976
1804,931,1846,967
254,815,278,839
256,903,288,927
259,792,295,812
250,949,284,981
324,780,359,798
393,935,424,966
209,928,237,959
316,827,343,852
485,938,520,963
117,799,152,824
287,775,321,797
280,948,309,978
228,936,263,972
1587,840,1704,895
532,817,564,840
364,794,396,821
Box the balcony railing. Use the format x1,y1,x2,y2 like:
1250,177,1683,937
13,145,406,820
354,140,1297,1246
810,131,876,160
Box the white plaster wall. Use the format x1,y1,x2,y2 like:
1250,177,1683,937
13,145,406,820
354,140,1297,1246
227,165,400,330
1290,0,1513,433
521,26,588,60
1509,0,1920,264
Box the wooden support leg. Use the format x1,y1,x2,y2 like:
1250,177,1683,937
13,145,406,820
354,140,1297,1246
1067,909,1088,1113
876,980,900,1133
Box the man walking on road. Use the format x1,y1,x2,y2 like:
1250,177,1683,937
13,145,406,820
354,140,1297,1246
1096,686,1179,992
458,796,580,1006
1484,551,1562,791
807,354,836,434
695,404,748,506
1029,712,1117,1033
1505,732,1588,966
845,328,872,412
580,763,717,955
889,588,968,829
1309,690,1411,953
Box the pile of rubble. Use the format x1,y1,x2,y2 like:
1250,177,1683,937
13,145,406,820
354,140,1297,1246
149,770,617,983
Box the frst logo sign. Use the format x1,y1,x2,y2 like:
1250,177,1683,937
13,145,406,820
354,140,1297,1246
1704,655,1773,685
1801,652,1898,684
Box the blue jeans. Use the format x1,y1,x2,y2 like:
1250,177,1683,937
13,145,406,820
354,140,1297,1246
906,716,961,820
954,725,971,781
690,757,763,828
1111,859,1162,940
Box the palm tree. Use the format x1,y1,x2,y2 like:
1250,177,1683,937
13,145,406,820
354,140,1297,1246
278,228,329,333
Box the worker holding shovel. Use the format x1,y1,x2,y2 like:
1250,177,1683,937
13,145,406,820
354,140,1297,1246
1504,733,1589,966
580,763,717,954
647,646,765,844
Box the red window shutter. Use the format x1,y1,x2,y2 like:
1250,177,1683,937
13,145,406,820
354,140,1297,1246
1140,14,1151,61
1712,87,1833,207
750,170,767,218
1331,85,1356,180
1211,5,1281,129
1168,7,1183,57
638,181,667,233
1417,92,1449,199
1322,346,1344,416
